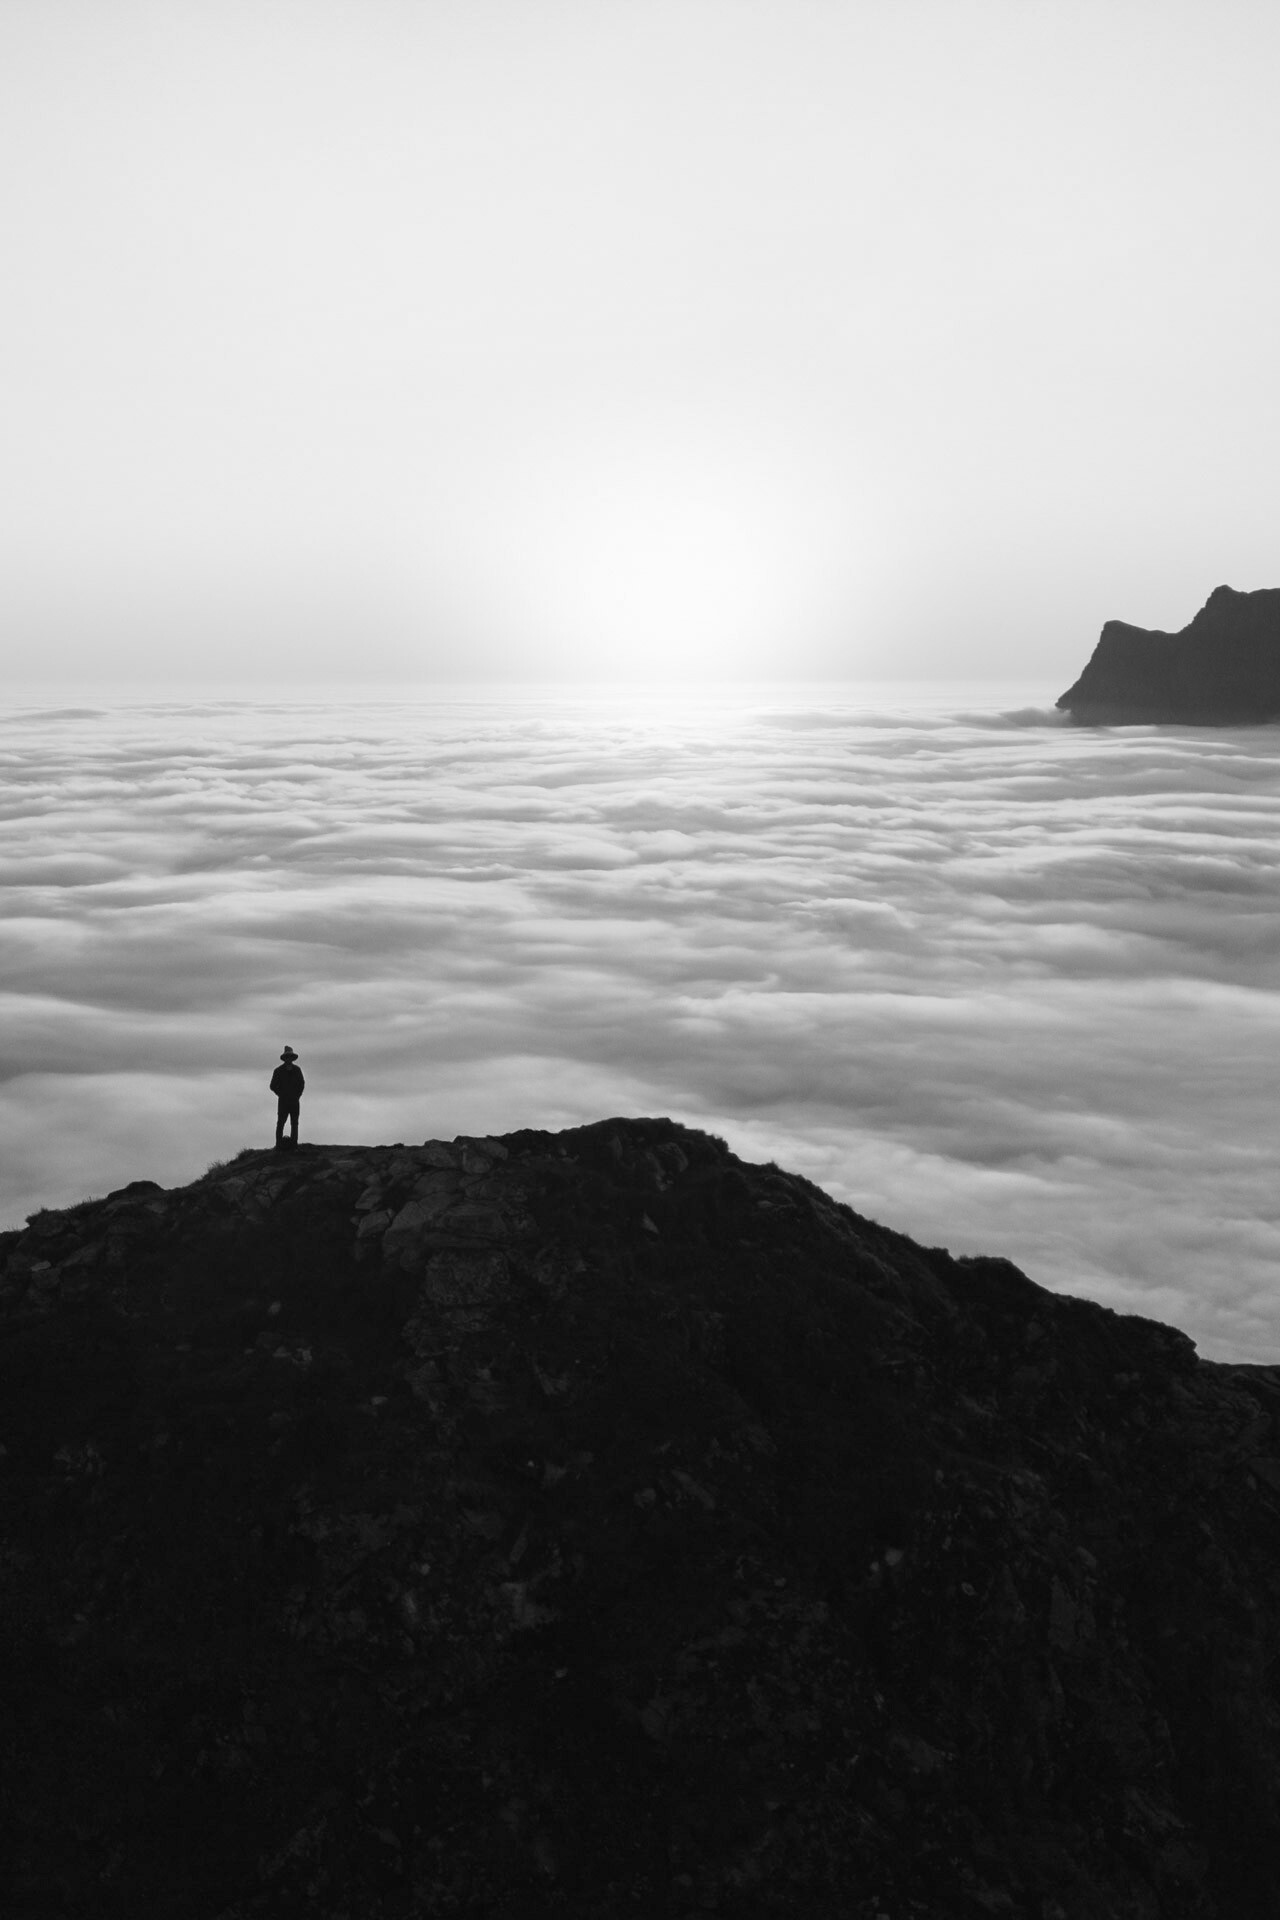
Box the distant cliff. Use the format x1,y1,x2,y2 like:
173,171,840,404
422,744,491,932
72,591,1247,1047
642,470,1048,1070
1057,585,1280,722
4,1119,1280,1916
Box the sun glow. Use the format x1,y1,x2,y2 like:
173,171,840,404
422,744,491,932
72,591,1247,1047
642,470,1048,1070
439,424,865,683
539,462,794,678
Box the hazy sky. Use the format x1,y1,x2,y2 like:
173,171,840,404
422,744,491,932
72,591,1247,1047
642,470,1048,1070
5,0,1280,685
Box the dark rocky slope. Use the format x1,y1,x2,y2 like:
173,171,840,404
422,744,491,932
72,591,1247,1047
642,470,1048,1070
3,1118,1280,1918
1057,584,1280,722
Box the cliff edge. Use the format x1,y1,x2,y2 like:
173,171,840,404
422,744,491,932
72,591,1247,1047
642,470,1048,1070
4,1118,1280,1917
1057,584,1280,722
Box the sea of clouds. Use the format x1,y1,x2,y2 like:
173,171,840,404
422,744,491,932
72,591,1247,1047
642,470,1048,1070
4,683,1280,1363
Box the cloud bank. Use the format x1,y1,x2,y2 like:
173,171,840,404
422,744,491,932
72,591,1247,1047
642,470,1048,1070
4,685,1280,1362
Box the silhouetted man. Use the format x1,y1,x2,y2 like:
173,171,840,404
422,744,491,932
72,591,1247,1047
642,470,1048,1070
270,1046,305,1149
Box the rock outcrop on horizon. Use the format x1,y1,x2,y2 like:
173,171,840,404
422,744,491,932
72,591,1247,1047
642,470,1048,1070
1057,584,1280,722
4,1118,1280,1917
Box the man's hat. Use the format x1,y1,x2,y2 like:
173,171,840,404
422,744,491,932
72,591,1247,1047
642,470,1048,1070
280,1046,298,1060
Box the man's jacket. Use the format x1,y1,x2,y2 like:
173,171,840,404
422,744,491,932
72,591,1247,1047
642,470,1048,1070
270,1064,305,1100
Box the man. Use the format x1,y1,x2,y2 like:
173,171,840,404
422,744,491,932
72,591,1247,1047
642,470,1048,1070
270,1046,305,1149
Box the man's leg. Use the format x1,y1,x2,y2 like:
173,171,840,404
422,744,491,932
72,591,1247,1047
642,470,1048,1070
288,1100,300,1146
276,1097,288,1146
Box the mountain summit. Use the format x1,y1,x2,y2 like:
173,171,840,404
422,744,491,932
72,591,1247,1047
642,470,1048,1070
1057,585,1280,722
5,1118,1280,1916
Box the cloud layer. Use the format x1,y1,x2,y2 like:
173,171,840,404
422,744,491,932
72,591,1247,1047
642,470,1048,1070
4,685,1280,1362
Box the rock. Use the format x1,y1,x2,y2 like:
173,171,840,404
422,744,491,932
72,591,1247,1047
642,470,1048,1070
354,1207,392,1246
418,1141,462,1169
105,1178,164,1202
1,1117,1279,1915
1057,584,1280,722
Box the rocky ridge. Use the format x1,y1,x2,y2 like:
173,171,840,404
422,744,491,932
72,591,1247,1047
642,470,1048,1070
3,1117,1280,1917
1056,584,1280,722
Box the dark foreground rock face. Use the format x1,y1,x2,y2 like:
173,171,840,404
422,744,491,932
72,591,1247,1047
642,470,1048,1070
1057,584,1280,722
3,1119,1280,1918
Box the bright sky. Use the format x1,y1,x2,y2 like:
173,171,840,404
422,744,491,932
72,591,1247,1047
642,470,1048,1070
5,0,1279,685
